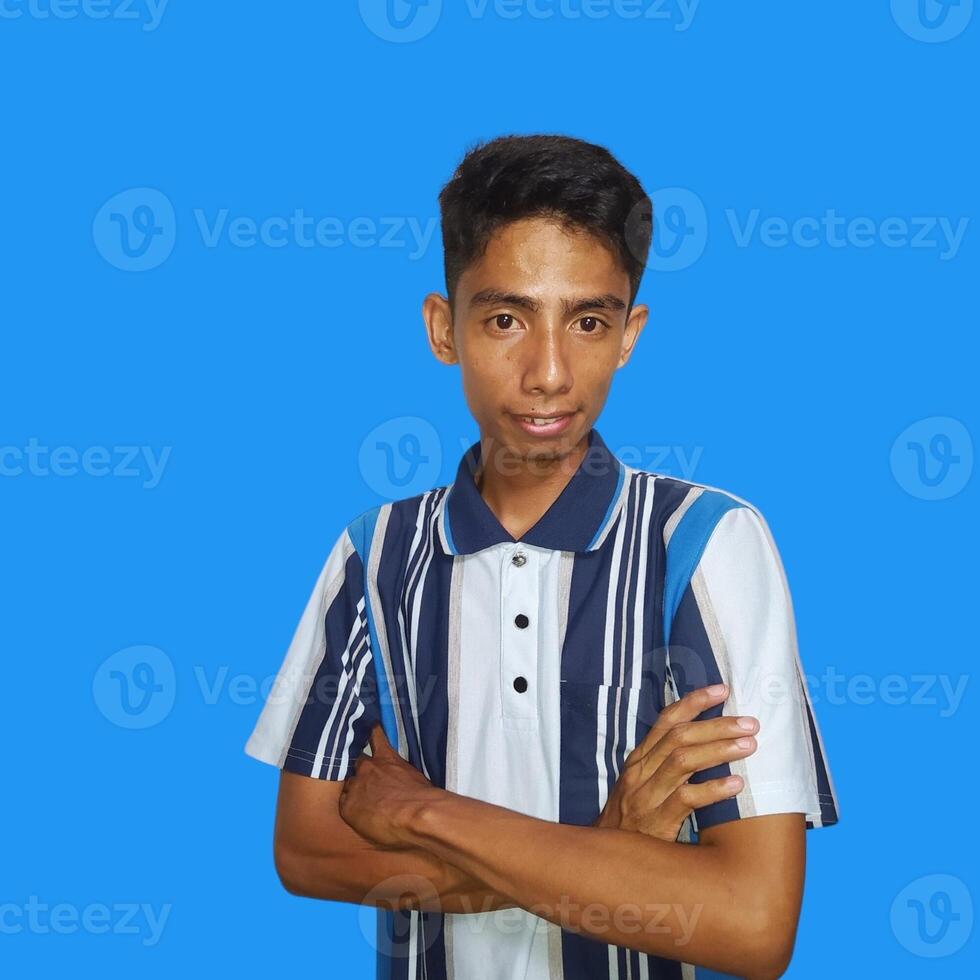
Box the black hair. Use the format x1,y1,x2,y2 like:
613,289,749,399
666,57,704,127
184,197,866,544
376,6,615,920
438,133,652,315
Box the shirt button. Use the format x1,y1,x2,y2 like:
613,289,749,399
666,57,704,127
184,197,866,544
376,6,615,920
511,551,527,567
514,613,529,629
513,676,528,693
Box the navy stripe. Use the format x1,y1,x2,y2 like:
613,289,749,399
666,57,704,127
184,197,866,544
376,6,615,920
667,581,741,831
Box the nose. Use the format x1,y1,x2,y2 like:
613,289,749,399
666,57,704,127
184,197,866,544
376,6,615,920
520,325,573,396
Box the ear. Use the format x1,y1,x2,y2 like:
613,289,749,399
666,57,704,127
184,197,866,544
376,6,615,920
422,292,459,365
618,302,649,368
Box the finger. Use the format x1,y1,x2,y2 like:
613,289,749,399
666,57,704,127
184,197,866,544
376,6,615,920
630,713,759,777
631,683,730,760
652,736,757,797
368,722,389,753
657,775,745,830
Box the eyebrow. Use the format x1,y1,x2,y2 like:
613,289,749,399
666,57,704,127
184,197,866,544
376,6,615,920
468,289,627,317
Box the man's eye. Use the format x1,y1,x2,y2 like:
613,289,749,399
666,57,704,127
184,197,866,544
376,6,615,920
492,314,517,330
578,316,606,333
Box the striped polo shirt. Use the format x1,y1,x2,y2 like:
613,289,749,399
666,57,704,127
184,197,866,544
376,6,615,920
245,426,839,980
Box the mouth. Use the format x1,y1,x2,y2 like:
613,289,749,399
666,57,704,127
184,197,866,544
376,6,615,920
511,411,577,437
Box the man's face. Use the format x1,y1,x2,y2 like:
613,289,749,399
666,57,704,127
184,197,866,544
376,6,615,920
423,216,648,465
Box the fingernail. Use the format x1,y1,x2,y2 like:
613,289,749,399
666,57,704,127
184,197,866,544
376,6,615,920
725,777,742,789
707,683,727,695
735,737,753,749
736,716,756,730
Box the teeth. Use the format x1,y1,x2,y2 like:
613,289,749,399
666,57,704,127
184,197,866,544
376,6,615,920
527,417,558,425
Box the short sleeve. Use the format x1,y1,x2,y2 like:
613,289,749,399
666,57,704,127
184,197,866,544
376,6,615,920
244,525,381,780
665,503,839,832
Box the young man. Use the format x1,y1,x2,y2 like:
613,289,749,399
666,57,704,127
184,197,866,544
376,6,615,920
244,134,839,980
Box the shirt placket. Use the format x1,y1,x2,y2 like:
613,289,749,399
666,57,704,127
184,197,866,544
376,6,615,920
499,543,539,729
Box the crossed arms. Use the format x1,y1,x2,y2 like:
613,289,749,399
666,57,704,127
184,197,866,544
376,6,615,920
270,684,805,980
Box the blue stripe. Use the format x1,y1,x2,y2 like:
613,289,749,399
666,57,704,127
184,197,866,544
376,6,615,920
347,508,399,744
442,492,458,555
663,492,745,647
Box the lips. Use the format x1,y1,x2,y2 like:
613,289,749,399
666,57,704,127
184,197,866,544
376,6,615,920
513,412,575,437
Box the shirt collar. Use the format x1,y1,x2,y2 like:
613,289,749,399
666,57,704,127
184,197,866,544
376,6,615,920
437,427,626,556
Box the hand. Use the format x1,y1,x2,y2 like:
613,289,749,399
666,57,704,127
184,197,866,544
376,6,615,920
338,723,442,849
593,683,758,842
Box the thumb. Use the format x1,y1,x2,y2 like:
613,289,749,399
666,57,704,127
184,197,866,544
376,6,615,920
368,722,390,754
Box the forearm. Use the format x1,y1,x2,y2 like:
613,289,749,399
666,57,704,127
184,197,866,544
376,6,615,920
277,832,517,914
404,791,783,979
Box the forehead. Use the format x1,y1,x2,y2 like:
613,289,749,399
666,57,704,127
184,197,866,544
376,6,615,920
459,216,629,296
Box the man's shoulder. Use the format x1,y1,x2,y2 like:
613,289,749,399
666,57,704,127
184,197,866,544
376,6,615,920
620,462,765,530
341,482,453,557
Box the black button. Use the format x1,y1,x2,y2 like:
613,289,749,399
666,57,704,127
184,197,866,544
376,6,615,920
511,552,527,567
514,613,529,629
513,676,528,693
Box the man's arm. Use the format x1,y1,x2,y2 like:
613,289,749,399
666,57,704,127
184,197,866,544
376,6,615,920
273,770,516,913
275,683,757,917
401,789,804,980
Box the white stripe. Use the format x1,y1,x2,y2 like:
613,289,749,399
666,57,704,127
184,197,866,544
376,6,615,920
598,499,630,808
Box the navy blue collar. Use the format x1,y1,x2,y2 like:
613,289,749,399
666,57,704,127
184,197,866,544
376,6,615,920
439,428,626,556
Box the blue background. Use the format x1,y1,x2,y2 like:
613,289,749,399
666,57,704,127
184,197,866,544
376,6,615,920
1,1,976,975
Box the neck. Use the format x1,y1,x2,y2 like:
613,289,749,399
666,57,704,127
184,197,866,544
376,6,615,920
473,432,590,541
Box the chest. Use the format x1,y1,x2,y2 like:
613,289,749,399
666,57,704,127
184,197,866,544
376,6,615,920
368,538,671,824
